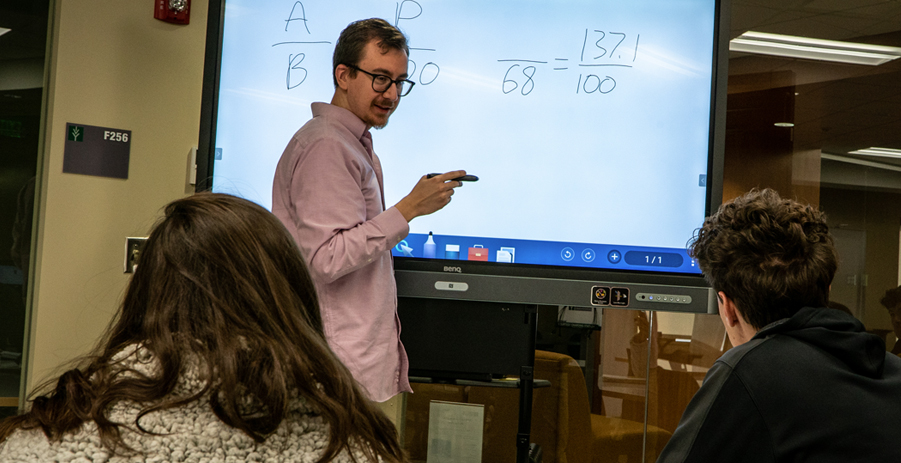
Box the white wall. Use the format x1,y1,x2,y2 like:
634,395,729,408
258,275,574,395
25,0,209,394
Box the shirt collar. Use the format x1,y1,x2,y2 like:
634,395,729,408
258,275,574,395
311,102,370,144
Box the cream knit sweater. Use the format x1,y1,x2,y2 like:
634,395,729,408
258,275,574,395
0,345,376,462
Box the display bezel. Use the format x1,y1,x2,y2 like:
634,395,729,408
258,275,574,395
196,0,730,314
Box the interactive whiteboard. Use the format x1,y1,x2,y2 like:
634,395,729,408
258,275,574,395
206,0,723,274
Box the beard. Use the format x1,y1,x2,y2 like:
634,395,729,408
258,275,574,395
369,98,396,130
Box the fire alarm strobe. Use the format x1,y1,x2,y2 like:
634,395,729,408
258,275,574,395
155,0,191,25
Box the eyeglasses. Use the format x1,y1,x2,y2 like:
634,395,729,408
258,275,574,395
346,64,415,97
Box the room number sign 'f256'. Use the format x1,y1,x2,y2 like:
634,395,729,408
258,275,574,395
63,123,132,179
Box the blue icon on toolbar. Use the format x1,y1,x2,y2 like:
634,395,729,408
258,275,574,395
607,250,622,264
581,248,595,262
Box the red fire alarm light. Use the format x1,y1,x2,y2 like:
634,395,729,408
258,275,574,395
155,0,191,25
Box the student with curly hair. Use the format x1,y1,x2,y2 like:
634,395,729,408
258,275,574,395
657,188,901,463
0,193,406,463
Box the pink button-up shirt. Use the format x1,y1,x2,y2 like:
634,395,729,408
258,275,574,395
272,102,412,402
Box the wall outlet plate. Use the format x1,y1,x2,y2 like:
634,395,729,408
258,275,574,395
124,237,148,273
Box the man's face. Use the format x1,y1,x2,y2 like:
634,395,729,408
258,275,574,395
342,40,408,129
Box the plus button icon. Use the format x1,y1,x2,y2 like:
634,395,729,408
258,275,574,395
607,250,622,264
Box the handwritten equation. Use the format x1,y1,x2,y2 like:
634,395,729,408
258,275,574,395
272,1,442,91
499,29,640,96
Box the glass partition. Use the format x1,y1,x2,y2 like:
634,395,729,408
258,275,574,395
0,0,48,417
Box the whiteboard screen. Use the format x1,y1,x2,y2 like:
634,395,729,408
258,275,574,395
207,0,724,274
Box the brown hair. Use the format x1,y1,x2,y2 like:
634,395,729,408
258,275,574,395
332,18,409,87
881,285,901,313
0,193,404,462
689,189,837,329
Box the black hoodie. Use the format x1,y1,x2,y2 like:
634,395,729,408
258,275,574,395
657,307,901,463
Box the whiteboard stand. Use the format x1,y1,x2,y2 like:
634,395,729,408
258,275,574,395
399,298,541,463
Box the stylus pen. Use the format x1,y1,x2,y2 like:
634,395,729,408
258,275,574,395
427,173,479,182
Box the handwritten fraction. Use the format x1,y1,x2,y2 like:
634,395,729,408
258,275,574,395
272,1,442,91
499,29,640,95
394,0,442,87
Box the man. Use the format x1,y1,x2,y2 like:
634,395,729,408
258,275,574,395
880,286,901,355
657,189,901,463
272,18,465,403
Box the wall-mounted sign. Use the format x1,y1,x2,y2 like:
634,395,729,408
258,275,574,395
63,123,131,179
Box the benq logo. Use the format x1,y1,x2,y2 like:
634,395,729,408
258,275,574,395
443,266,463,273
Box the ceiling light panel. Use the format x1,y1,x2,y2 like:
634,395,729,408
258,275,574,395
848,147,901,159
730,31,901,65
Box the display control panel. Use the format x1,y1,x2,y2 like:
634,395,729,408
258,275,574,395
395,270,717,314
635,293,692,304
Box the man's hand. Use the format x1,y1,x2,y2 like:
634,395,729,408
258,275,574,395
394,170,466,222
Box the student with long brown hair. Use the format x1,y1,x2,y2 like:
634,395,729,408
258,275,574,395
0,193,406,462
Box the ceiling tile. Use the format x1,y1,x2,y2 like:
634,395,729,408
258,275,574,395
730,4,785,35
760,15,866,39
805,14,892,37
802,0,889,12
